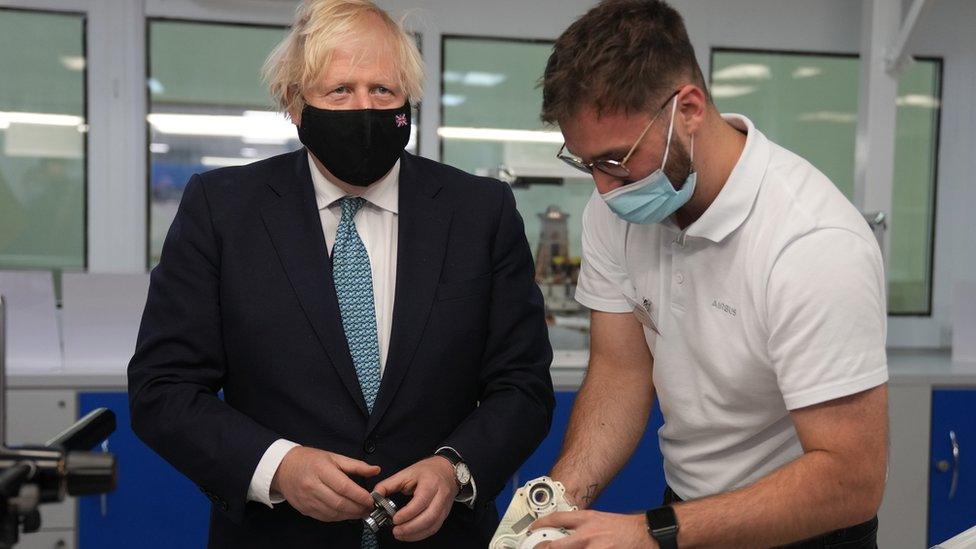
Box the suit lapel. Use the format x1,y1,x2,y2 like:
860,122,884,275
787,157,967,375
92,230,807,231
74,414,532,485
367,153,453,433
261,150,369,416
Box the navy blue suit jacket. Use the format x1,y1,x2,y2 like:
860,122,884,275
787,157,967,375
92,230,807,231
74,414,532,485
128,149,555,548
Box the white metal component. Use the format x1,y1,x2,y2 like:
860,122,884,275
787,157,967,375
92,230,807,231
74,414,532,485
491,477,577,549
854,0,901,268
884,0,935,76
520,528,569,548
933,524,976,549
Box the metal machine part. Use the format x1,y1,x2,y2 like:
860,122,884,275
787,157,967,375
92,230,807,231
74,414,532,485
363,491,398,533
490,476,577,549
0,296,118,547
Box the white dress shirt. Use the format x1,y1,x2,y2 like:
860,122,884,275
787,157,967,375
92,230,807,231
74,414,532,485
247,155,474,508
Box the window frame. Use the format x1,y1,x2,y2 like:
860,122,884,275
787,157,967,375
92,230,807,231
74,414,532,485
709,46,943,318
437,33,556,163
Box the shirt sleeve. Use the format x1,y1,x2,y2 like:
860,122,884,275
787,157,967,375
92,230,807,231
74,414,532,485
574,193,634,313
246,439,300,508
766,228,889,410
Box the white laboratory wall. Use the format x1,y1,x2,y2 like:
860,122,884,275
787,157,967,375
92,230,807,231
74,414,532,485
906,0,976,348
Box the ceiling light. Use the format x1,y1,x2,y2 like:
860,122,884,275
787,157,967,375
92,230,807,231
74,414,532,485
797,111,857,124
60,56,86,71
712,63,771,81
437,127,563,143
896,94,941,108
792,67,822,79
710,84,757,98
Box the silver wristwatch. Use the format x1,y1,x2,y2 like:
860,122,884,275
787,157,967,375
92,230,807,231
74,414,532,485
435,448,474,500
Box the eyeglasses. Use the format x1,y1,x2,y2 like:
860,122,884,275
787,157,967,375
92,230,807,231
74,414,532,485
556,90,680,179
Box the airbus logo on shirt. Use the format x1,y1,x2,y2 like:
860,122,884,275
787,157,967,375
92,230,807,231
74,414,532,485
712,300,737,317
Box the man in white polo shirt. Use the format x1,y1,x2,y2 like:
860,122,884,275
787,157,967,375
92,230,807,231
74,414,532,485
530,1,888,548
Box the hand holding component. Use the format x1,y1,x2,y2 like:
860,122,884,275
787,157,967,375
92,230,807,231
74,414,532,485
271,446,379,522
375,456,458,541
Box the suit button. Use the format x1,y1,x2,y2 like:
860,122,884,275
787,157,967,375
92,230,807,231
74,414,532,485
364,439,376,454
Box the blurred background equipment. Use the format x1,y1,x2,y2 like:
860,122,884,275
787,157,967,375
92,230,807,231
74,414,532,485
0,296,117,548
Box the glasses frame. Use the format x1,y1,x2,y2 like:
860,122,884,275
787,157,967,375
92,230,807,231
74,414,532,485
556,89,681,179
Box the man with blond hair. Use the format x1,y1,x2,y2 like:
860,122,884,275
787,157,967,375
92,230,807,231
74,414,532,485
128,1,554,547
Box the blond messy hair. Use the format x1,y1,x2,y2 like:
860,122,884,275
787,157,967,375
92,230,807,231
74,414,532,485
263,0,425,116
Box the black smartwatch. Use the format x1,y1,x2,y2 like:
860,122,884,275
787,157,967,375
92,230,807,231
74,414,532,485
645,505,679,549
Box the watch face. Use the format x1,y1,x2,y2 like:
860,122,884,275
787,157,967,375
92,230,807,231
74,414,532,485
455,462,471,485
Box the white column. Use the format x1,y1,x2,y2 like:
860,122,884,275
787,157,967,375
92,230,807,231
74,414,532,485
853,0,901,266
86,0,148,272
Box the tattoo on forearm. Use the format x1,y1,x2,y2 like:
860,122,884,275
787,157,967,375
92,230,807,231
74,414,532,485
582,483,598,505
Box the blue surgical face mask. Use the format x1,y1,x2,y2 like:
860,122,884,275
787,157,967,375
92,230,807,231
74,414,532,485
600,97,696,225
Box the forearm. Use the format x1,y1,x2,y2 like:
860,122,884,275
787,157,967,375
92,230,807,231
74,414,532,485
674,449,884,548
550,358,654,508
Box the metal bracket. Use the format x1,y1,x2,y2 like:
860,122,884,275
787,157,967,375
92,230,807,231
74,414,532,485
884,0,935,76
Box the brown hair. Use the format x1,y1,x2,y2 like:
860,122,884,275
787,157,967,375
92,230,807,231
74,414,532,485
541,0,707,124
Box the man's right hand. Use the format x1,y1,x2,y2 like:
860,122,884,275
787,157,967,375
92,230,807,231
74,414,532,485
271,446,380,522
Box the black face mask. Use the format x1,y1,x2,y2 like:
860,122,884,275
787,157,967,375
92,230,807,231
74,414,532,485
298,102,411,187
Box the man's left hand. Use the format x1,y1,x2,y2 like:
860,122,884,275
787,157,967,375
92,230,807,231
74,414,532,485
530,510,656,549
375,456,459,542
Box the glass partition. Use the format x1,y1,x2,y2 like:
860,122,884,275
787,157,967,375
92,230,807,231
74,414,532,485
441,36,591,350
711,49,941,315
0,8,87,270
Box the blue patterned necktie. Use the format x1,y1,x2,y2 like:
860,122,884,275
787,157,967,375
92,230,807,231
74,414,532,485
332,197,381,549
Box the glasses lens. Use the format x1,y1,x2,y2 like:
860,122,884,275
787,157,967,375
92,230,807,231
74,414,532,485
595,161,630,178
558,155,592,174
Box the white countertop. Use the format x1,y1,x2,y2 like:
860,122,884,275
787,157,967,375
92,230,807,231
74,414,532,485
887,348,976,386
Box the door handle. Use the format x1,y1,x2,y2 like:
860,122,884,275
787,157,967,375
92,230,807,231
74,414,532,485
100,439,109,516
949,430,959,500
937,431,960,500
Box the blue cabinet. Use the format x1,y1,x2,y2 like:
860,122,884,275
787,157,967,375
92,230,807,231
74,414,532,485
78,389,663,546
78,392,210,549
497,391,666,515
928,389,976,546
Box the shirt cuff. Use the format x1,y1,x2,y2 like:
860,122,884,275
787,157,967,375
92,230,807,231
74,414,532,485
247,439,300,508
436,446,477,508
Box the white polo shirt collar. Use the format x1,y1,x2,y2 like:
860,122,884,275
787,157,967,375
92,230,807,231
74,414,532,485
674,114,770,243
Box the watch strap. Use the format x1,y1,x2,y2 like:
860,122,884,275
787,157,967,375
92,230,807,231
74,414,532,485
645,505,679,549
434,448,461,467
